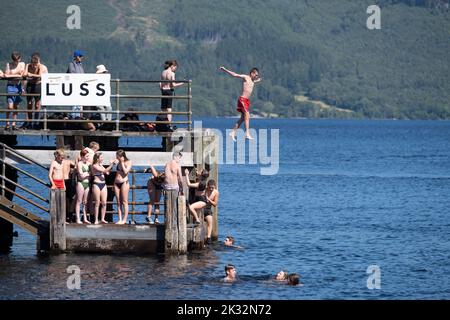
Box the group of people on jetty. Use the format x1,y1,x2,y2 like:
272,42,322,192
1,50,261,138
5,49,301,286
48,141,219,244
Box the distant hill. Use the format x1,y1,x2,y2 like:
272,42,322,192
1,0,449,119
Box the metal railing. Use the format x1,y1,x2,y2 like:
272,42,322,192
91,168,165,223
0,142,51,214
0,78,193,131
0,143,166,223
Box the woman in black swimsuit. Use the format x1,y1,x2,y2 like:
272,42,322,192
91,152,116,224
114,150,132,225
184,168,209,225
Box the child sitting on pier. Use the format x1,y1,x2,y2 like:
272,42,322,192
49,149,66,190
145,165,165,224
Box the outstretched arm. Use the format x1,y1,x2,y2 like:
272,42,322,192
220,66,247,79
146,165,159,177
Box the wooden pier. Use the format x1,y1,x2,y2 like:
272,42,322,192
0,78,219,255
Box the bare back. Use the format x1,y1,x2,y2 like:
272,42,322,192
160,69,175,90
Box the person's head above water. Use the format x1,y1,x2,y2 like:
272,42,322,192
224,236,235,247
287,273,300,286
275,270,289,281
224,264,237,281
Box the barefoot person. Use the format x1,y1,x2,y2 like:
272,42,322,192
220,66,261,140
23,52,48,129
84,141,100,164
185,168,210,226
75,150,91,224
163,151,184,193
204,180,219,244
49,149,66,190
160,60,185,124
4,52,25,130
145,165,165,224
114,150,132,225
91,153,116,224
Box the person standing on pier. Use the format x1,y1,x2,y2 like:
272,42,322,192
114,150,132,225
49,149,66,190
145,164,165,224
67,50,85,118
3,52,25,130
23,52,48,129
160,60,185,125
75,149,91,224
84,141,100,164
91,153,117,224
219,66,261,141
163,151,184,193
95,64,112,122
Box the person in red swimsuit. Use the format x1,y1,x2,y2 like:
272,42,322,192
220,66,261,141
49,149,66,190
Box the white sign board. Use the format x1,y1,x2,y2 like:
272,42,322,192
41,73,111,106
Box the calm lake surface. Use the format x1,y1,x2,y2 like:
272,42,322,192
1,118,449,299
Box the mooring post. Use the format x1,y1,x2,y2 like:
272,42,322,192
50,189,66,251
164,190,178,253
177,195,187,254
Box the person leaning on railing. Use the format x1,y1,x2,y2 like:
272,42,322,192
3,52,25,130
23,52,48,129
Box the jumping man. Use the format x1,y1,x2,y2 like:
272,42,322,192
220,66,261,141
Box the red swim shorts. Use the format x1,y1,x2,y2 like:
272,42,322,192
53,179,66,189
236,96,250,113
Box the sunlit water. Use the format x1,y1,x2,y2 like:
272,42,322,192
1,119,450,299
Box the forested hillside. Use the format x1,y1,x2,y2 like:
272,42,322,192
0,0,449,119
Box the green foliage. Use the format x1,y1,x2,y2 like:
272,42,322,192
0,0,448,119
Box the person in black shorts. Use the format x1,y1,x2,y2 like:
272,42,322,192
23,53,48,129
160,60,185,125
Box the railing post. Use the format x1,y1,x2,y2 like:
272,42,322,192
115,79,120,132
43,106,48,131
177,195,187,254
49,189,66,252
188,80,192,131
131,170,136,223
1,145,5,197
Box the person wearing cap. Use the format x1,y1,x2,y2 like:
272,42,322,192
67,50,85,118
68,50,85,74
95,65,112,122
